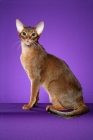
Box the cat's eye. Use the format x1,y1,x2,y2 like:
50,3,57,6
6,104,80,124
32,33,36,37
21,32,27,36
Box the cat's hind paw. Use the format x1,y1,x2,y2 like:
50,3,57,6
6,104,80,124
46,105,51,111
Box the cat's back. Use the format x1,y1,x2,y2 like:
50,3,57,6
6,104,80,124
42,53,70,81
45,53,69,71
44,53,80,82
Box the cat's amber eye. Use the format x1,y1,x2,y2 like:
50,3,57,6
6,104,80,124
32,33,36,37
21,32,27,36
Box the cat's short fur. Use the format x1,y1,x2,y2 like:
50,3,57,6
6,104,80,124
16,19,89,118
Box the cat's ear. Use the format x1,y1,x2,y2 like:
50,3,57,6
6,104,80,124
35,21,44,35
16,19,24,33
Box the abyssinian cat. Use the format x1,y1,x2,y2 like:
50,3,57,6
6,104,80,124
16,19,89,118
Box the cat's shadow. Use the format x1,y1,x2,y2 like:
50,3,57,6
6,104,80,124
0,103,50,114
0,103,73,114
0,103,92,116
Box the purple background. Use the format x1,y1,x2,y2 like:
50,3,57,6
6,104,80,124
0,0,93,103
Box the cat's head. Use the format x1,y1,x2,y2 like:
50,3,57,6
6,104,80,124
16,19,44,46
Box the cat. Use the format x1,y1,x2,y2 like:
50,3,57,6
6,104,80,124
16,19,89,119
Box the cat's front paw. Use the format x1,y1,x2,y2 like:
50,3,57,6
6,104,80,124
22,104,32,110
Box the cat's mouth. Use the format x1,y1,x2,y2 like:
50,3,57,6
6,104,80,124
23,40,36,46
25,41,31,46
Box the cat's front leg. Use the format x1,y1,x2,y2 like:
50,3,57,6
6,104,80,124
22,79,40,110
33,90,39,107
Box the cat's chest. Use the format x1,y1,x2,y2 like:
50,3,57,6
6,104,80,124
20,53,35,70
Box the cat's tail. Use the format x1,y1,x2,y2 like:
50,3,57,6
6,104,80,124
47,105,89,119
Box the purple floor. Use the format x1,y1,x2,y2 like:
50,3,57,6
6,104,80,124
0,103,93,140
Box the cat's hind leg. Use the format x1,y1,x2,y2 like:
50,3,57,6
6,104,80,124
46,80,67,111
46,104,67,111
46,97,67,111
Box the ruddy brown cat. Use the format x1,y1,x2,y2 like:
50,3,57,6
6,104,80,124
16,19,89,118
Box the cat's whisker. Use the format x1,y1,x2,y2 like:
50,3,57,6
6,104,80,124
17,45,21,51
12,41,21,48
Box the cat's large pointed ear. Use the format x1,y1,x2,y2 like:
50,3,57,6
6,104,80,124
16,19,24,33
35,21,44,35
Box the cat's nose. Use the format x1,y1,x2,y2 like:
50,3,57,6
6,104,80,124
26,39,29,41
26,37,30,41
